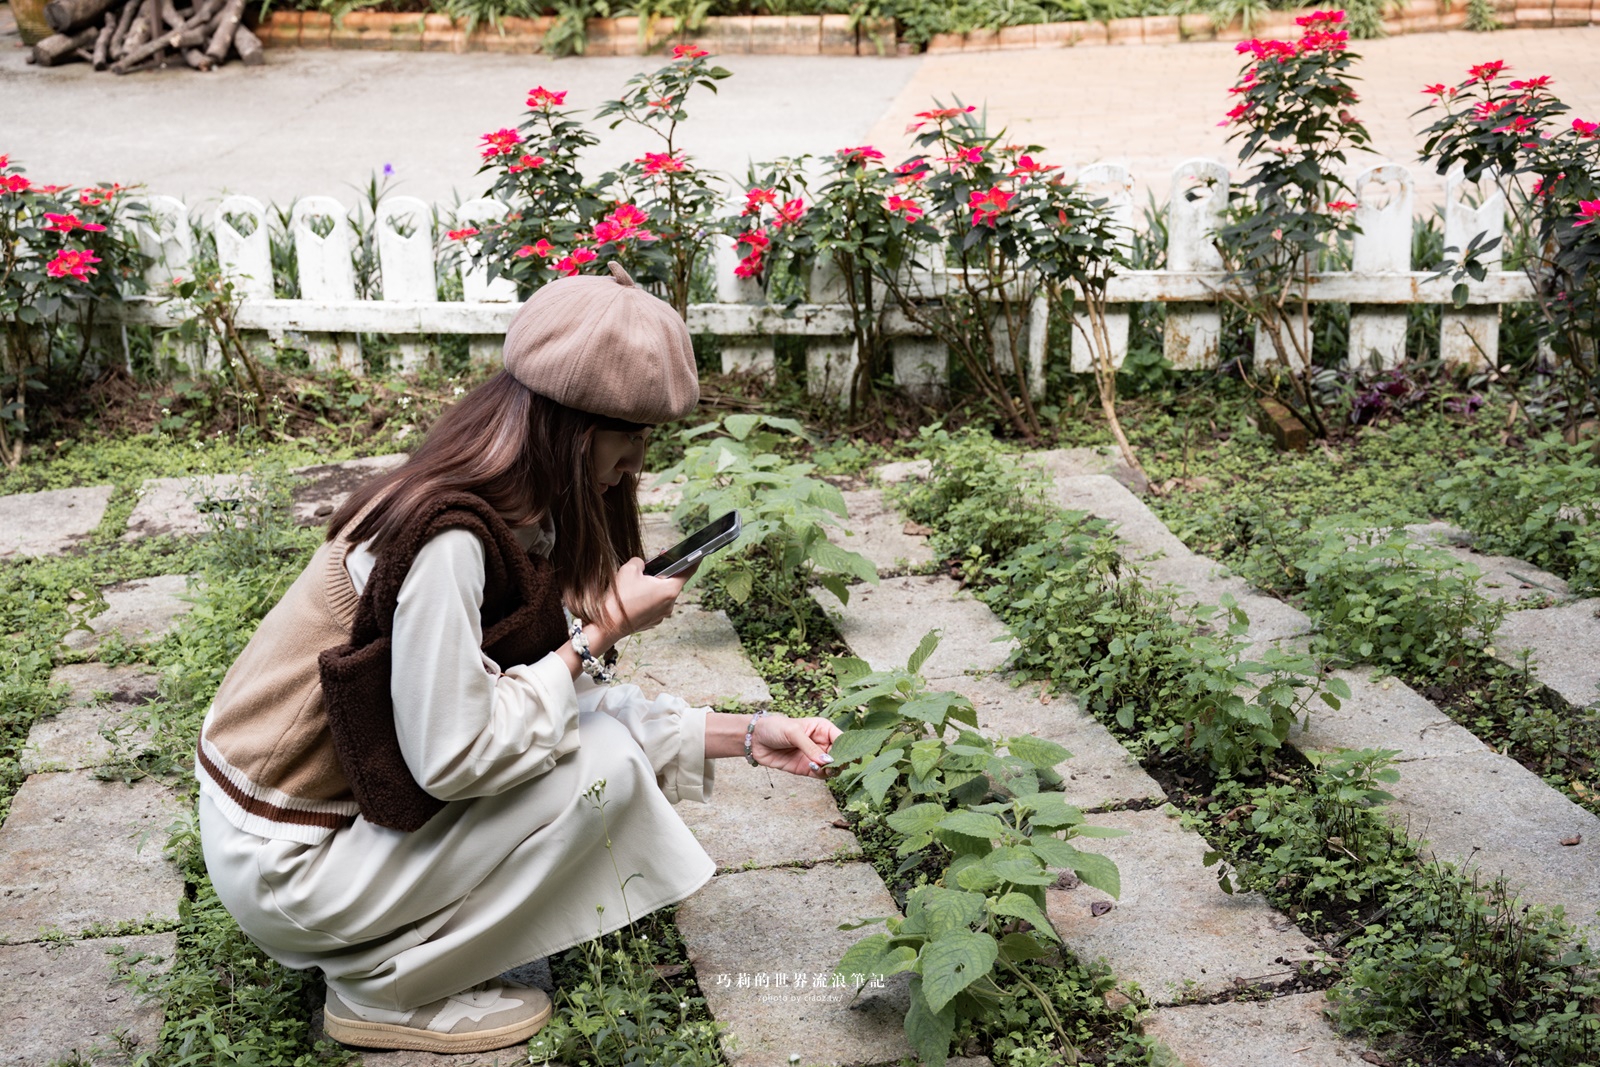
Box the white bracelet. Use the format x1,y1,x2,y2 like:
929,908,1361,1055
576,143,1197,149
569,617,618,684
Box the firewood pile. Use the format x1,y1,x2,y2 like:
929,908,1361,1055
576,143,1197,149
28,0,263,72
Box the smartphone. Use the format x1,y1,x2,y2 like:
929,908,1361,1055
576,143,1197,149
644,511,742,579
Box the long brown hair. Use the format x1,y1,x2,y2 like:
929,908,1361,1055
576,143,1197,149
327,371,645,624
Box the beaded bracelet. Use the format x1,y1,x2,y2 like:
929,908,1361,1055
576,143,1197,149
568,616,618,684
744,709,768,766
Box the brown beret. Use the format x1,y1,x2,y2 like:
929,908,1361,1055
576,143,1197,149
502,261,700,425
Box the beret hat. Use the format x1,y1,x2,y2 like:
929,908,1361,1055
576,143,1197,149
502,261,700,425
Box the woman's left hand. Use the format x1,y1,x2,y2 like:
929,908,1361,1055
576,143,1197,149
751,715,842,779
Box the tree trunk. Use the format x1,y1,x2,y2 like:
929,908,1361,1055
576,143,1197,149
91,10,114,67
31,25,99,64
111,20,202,70
109,0,138,58
181,44,210,68
204,0,243,61
233,22,262,64
43,0,119,34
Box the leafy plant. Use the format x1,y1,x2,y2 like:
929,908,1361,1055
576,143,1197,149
826,631,1126,1067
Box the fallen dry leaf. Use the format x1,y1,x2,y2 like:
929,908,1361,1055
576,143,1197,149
1561,834,1583,847
902,520,934,537
1090,901,1113,917
1054,872,1080,890
831,818,850,829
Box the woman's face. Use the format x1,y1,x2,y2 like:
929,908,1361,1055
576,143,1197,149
589,428,650,493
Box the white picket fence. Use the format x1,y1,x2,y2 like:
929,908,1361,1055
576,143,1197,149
106,159,1535,398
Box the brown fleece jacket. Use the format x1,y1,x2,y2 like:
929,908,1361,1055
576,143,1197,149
317,493,568,832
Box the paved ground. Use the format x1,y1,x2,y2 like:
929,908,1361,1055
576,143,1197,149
4,6,1597,210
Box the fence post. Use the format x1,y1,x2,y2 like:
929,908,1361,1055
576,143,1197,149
134,194,209,373
291,196,361,374
713,222,775,377
455,198,519,369
1070,163,1132,374
213,195,276,371
1441,165,1504,371
1164,158,1228,370
1348,163,1414,370
806,259,857,406
376,196,437,373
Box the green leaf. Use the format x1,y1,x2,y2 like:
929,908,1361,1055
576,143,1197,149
907,629,942,675
899,693,962,726
886,802,948,836
828,729,892,766
1006,734,1072,770
990,892,1061,943
908,885,987,937
919,931,999,1014
835,932,918,980
905,976,956,1067
723,413,762,441
936,810,1012,842
818,573,851,607
998,930,1054,962
1020,793,1083,830
810,539,880,583
909,739,942,781
721,568,754,604
830,655,873,688
864,766,899,806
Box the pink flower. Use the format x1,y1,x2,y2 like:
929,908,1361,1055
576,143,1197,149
938,146,984,168
1469,60,1507,83
906,104,975,132
1221,102,1253,127
1508,75,1551,90
885,194,923,222
773,198,804,227
480,128,524,159
836,145,884,165
508,154,546,174
0,154,9,170
45,247,100,281
733,253,764,279
554,247,597,276
609,202,650,229
447,227,480,241
1236,38,1296,62
2,173,33,195
527,86,568,109
1295,8,1345,25
1574,200,1600,228
736,229,770,252
78,185,125,206
1532,173,1564,197
1574,118,1599,139
514,238,556,259
1492,115,1537,135
893,159,931,184
742,186,777,215
1472,99,1512,121
968,185,1012,227
1008,154,1058,179
672,44,708,59
1422,83,1449,97
638,151,688,175
42,212,106,234
1326,200,1357,212
647,97,675,109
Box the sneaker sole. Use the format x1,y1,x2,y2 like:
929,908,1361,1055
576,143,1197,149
323,998,553,1053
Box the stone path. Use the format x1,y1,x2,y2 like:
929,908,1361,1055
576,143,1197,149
1040,472,1600,950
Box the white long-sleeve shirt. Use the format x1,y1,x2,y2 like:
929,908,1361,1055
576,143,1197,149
345,526,713,806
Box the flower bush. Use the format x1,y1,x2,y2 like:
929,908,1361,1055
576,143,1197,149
1417,61,1600,429
0,154,145,468
1215,9,1371,440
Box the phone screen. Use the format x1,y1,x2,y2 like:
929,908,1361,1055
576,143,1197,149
644,511,740,578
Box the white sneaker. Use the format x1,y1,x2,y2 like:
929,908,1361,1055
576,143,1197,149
323,981,553,1053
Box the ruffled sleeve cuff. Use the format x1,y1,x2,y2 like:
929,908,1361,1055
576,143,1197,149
576,677,716,805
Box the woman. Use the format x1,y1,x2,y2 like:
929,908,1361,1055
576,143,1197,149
196,261,840,1054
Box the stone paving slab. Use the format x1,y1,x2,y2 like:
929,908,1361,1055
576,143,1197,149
61,574,196,653
1143,992,1371,1067
0,932,174,1067
680,759,862,871
1293,668,1491,761
832,488,936,576
638,471,684,509
290,453,408,525
0,485,115,559
1374,749,1600,944
1044,808,1319,1005
21,664,162,775
0,773,185,944
1406,522,1571,605
812,574,1017,682
1494,598,1600,708
953,673,1164,809
676,863,913,1067
874,458,930,485
122,473,252,540
1024,446,1150,496
613,604,772,708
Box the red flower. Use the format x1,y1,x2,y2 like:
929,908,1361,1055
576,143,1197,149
1326,200,1357,212
647,97,675,109
527,86,567,109
514,238,557,259
836,145,884,165
609,203,650,229
1221,102,1253,127
773,198,805,227
1574,118,1599,139
1575,200,1600,228
554,247,598,276
893,159,931,184
1471,99,1512,121
1532,173,1565,197
1469,60,1507,83
78,185,126,206
1491,115,1537,135
733,253,764,279
1421,84,1450,97
2,173,33,195
1298,26,1349,52
906,104,975,133
672,44,708,59
938,146,984,168
1236,38,1296,62
1508,76,1551,90
0,154,8,170
886,194,923,222
480,128,523,159
742,186,777,215
1008,154,1059,179
1295,8,1345,25
736,229,771,252
447,227,480,241
45,247,100,281
42,212,106,234
968,185,1012,227
638,151,688,174
508,154,546,174
513,244,540,258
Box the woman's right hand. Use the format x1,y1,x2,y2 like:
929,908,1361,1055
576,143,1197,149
590,558,689,652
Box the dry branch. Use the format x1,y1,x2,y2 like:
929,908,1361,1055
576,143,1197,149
92,11,113,67
112,22,205,71
32,26,100,65
44,0,119,34
204,0,244,61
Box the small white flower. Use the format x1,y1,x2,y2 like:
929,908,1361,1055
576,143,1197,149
679,1000,688,1011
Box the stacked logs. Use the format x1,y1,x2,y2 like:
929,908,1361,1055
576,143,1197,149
29,0,263,72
